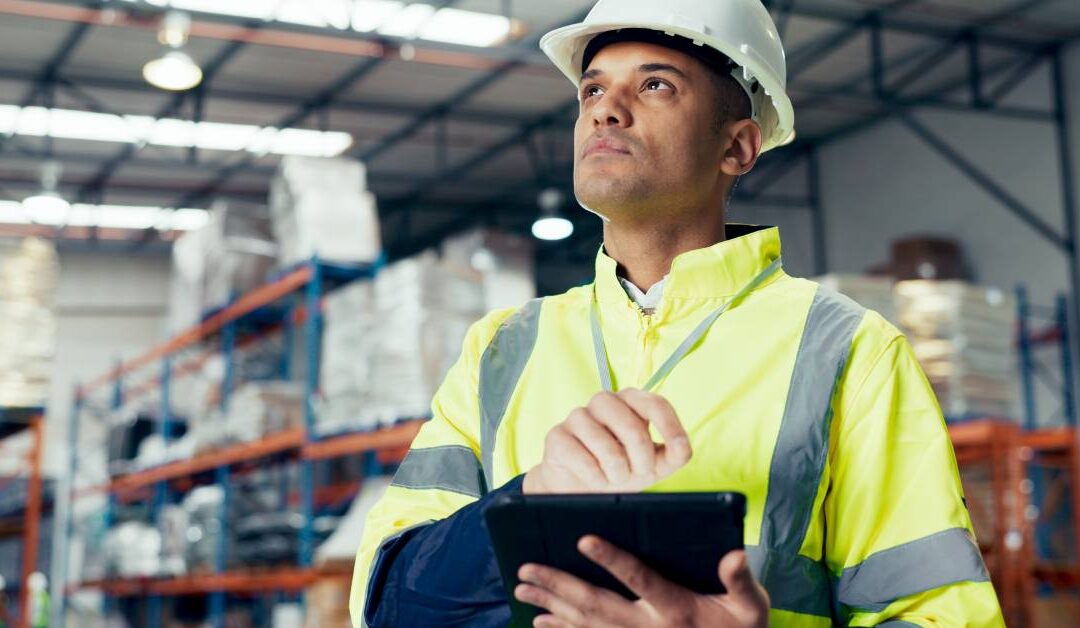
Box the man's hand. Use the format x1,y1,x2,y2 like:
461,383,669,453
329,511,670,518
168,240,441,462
514,536,770,628
523,389,692,494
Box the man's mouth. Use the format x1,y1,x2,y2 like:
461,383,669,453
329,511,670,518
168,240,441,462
583,137,632,158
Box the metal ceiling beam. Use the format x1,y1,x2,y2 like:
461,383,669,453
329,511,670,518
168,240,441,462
804,39,1058,147
0,66,571,128
786,0,924,83
0,2,99,154
24,0,551,68
381,98,578,213
354,6,591,165
883,0,1055,98
900,111,1067,250
74,35,255,203
380,0,1061,219
782,0,1056,51
161,54,390,215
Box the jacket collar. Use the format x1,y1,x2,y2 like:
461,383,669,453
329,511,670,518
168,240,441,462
594,224,783,304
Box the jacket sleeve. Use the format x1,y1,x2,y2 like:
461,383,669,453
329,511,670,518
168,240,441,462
349,307,518,628
825,315,1006,627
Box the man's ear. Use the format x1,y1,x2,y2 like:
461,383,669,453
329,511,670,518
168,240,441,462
720,119,763,177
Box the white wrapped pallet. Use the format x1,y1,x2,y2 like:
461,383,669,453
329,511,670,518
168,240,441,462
224,381,305,443
315,252,484,433
166,202,277,333
442,228,537,311
317,282,378,435
0,238,58,408
269,156,381,266
895,280,1018,421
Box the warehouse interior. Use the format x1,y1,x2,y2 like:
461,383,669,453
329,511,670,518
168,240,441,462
1,0,1080,625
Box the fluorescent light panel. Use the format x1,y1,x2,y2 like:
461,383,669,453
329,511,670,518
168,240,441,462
0,201,209,231
0,105,352,157
130,0,513,47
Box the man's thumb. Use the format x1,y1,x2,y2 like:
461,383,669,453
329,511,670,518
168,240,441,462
719,550,760,601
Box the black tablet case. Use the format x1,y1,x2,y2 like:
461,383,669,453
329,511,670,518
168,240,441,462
485,492,746,627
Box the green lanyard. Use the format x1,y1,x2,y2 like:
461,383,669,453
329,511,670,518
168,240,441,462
591,257,783,393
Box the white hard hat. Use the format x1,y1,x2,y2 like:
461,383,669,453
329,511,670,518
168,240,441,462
540,0,795,153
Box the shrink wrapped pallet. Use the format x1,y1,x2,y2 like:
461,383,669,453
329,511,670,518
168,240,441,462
0,237,58,408
224,381,304,443
269,156,381,266
316,252,484,433
167,202,277,333
895,280,1018,420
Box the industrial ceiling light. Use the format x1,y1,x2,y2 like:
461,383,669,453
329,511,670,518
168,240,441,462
143,11,203,91
22,161,70,225
532,188,574,241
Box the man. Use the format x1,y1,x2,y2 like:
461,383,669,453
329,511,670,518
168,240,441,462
350,1,1005,626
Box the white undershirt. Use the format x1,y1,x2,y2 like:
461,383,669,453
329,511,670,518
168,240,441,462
618,275,667,313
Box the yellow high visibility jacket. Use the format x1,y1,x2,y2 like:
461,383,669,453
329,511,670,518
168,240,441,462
351,224,1004,627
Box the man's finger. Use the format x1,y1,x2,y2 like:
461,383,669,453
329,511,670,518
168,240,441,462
533,615,579,628
517,563,633,624
546,428,607,491
567,409,632,485
719,550,768,607
533,615,578,628
588,392,656,476
514,583,587,626
578,535,683,608
618,389,692,473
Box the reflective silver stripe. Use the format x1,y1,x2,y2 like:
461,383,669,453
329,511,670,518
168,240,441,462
837,527,990,613
479,298,544,491
390,445,485,499
761,286,865,551
876,622,921,627
745,544,832,618
757,286,864,618
360,520,434,628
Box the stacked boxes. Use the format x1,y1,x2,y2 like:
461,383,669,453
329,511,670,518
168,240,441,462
0,237,59,408
442,228,536,312
167,202,277,333
317,281,377,435
317,252,485,433
224,381,305,443
269,156,381,266
895,280,1017,420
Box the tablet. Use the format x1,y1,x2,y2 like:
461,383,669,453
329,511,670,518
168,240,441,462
484,491,746,626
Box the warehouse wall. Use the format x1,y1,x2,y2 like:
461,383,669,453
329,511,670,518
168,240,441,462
44,250,171,477
797,42,1080,428
816,42,1080,307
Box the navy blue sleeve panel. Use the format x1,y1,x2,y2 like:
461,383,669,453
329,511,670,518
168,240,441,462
364,475,525,627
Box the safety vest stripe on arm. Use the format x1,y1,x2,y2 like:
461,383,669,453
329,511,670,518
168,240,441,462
391,445,487,499
836,526,989,612
479,297,544,490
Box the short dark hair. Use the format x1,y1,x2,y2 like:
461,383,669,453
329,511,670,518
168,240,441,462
706,67,752,133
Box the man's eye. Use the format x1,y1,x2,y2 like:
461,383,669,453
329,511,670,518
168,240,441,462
645,79,671,92
582,85,604,99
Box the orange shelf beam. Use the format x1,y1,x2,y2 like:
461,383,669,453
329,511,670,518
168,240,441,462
80,422,426,497
1021,427,1078,453
109,428,306,494
82,265,313,395
302,421,423,461
72,565,350,597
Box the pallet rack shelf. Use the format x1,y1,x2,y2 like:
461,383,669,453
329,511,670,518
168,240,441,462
58,256,425,628
0,407,45,628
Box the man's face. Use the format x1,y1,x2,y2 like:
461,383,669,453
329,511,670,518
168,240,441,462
573,40,728,222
